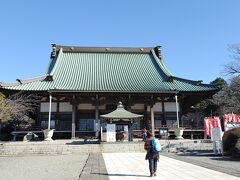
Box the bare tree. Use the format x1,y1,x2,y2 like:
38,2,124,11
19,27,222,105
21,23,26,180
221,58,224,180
4,93,40,128
0,93,11,121
224,44,240,76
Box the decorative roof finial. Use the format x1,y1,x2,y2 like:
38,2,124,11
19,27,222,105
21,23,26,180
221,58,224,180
117,101,124,108
51,44,57,58
154,46,162,59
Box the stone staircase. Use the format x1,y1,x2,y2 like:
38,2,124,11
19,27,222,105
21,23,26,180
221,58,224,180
0,139,213,156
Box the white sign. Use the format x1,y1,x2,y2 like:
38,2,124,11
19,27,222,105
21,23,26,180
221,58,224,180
211,128,224,155
107,124,116,142
124,125,128,132
100,126,106,142
225,122,240,131
211,128,222,141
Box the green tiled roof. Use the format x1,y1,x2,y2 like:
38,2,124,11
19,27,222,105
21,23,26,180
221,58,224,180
100,102,143,120
0,45,218,93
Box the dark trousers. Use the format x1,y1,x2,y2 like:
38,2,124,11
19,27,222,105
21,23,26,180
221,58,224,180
148,157,158,175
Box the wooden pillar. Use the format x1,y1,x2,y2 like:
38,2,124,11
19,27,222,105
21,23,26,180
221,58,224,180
95,95,99,138
150,105,155,137
95,95,99,120
56,98,60,130
129,121,133,141
144,103,149,129
175,94,179,129
162,98,166,126
71,95,76,139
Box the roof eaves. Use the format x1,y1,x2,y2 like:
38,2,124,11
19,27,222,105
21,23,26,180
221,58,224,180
172,76,218,89
0,75,47,87
48,89,179,94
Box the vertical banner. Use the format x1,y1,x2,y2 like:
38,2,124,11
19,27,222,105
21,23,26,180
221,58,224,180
224,114,240,131
106,124,116,142
204,117,210,137
204,117,222,138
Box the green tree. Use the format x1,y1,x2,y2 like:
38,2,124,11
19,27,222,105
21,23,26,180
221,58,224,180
194,77,227,117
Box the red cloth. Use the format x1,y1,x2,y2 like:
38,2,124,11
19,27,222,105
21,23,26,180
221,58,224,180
224,114,240,123
223,114,240,131
204,117,221,137
204,117,210,137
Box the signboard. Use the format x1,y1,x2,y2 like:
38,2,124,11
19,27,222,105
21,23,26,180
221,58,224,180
211,127,222,141
124,125,128,132
225,122,240,131
211,127,224,155
106,124,116,142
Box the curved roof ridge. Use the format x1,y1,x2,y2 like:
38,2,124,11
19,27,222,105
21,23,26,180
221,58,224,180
0,74,47,87
49,48,63,76
172,76,217,88
159,55,173,76
151,49,172,77
54,44,154,53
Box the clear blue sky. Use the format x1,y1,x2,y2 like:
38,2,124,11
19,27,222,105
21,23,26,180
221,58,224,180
0,0,239,83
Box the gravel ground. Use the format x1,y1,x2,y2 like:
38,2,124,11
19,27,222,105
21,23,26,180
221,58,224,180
0,154,89,180
161,151,240,178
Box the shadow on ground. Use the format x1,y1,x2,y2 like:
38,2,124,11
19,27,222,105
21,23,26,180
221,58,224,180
174,150,240,161
66,139,100,145
91,173,149,177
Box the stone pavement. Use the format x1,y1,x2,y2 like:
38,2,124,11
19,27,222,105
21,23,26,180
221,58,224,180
102,153,240,180
0,152,239,180
161,151,240,177
0,153,89,180
79,153,109,180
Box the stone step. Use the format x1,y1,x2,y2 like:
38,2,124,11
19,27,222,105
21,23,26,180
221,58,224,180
0,139,213,155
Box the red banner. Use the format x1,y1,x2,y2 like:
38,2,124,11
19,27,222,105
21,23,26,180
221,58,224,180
204,117,221,137
223,114,240,131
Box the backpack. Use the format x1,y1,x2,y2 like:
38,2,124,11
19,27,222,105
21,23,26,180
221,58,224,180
151,138,161,153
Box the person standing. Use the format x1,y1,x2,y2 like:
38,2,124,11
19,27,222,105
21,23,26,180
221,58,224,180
144,131,159,177
142,127,147,141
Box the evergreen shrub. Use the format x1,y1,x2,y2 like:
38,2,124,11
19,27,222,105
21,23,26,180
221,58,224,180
222,127,240,157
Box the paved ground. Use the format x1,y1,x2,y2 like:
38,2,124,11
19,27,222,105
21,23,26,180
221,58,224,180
161,151,240,177
0,152,239,180
102,153,240,180
0,154,89,180
79,153,109,180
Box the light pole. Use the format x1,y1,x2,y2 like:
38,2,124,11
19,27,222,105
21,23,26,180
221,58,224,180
43,92,54,141
48,93,52,130
174,94,184,139
175,94,179,129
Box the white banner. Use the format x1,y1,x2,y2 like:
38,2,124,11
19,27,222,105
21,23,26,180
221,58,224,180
107,124,116,142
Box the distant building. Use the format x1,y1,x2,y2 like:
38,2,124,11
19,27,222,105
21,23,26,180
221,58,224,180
0,44,218,139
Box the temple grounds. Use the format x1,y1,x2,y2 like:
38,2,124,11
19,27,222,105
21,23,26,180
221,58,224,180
0,154,89,180
0,151,239,179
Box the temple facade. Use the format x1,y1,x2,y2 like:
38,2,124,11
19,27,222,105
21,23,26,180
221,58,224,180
0,44,219,139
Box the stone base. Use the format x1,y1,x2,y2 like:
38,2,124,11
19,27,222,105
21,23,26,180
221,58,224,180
174,128,184,140
43,129,54,141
